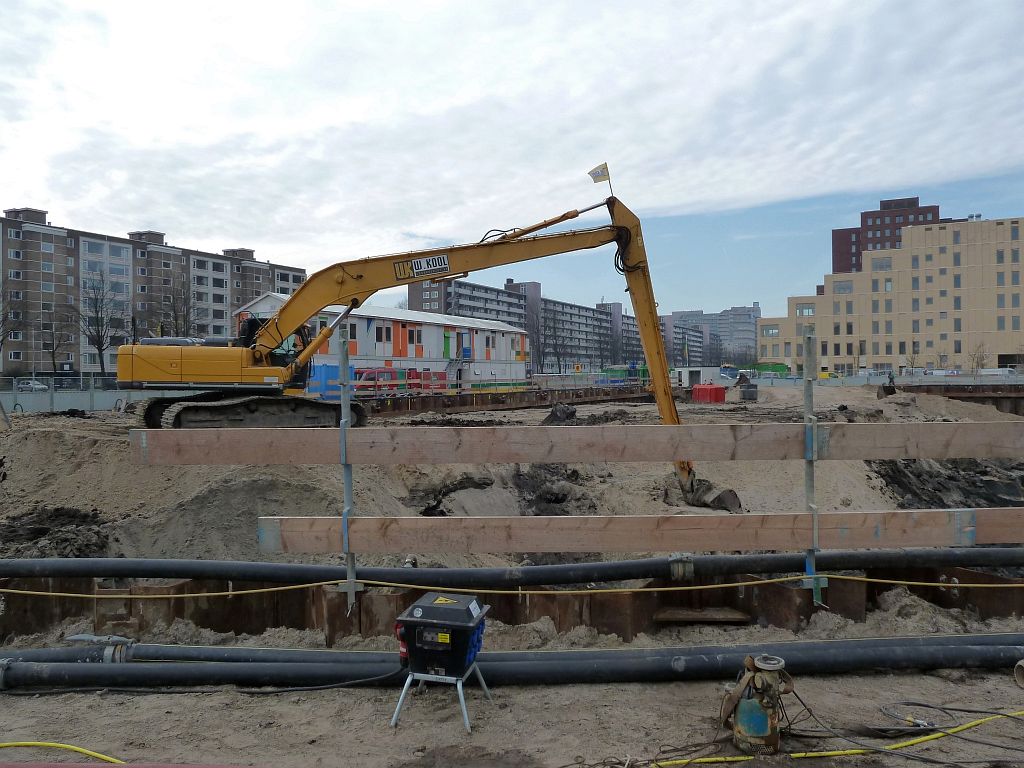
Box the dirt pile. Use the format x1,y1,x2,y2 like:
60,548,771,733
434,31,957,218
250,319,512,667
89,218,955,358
404,471,495,516
0,507,107,558
511,464,596,517
541,403,638,426
408,414,510,427
869,458,1024,508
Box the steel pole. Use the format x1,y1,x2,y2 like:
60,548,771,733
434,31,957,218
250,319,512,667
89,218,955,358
803,334,823,605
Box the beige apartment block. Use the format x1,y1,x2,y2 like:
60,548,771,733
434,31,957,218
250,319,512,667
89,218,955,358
758,216,1023,374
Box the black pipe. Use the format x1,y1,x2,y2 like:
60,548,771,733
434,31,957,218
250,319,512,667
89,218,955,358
121,633,1024,665
5,634,1024,667
0,646,117,663
1,547,1022,588
483,645,1024,685
3,645,1022,689
0,556,675,586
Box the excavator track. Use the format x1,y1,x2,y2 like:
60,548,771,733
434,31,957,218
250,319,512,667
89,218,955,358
131,392,224,429
157,394,368,429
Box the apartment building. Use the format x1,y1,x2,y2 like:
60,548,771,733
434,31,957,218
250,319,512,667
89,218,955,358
689,324,723,367
596,301,644,367
409,276,529,327
670,304,759,357
659,314,705,367
759,215,1024,374
831,197,940,274
539,297,613,373
409,276,653,373
1,207,306,374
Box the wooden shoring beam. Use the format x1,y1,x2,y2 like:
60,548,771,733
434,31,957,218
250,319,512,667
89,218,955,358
132,421,1024,466
256,508,1023,554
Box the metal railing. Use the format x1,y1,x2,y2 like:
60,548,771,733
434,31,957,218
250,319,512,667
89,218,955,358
0,376,204,415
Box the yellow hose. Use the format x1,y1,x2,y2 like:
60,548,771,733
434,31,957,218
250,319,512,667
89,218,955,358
3,572,1024,601
654,709,1024,766
0,740,124,764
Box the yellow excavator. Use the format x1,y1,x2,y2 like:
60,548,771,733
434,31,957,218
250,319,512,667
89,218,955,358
117,197,739,509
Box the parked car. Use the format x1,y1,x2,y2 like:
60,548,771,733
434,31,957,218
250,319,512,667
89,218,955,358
54,377,85,390
817,371,840,380
15,378,49,392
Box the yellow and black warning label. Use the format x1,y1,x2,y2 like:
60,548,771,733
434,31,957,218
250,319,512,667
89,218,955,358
433,595,458,605
437,632,451,644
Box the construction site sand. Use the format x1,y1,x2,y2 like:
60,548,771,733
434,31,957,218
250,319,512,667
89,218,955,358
2,385,990,564
4,588,1024,767
2,391,1023,766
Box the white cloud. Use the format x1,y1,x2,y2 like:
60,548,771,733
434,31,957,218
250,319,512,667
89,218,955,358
3,0,1024,299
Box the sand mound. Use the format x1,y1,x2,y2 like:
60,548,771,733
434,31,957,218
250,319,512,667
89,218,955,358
0,391,1018,565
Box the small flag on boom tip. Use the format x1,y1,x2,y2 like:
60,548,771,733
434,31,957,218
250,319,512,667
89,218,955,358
587,162,613,196
588,162,610,183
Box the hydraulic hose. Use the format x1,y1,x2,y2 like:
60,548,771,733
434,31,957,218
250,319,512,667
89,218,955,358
2,644,1022,689
6,633,1024,665
1,547,1023,588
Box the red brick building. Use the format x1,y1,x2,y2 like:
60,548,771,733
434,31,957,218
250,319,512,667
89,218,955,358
831,197,940,273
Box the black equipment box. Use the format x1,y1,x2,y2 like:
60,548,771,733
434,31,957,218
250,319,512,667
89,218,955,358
396,592,489,678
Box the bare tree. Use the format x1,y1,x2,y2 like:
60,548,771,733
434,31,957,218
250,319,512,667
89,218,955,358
543,312,567,374
673,332,686,368
525,303,546,374
77,273,130,375
933,347,949,371
395,297,409,310
594,321,613,370
902,336,923,374
732,348,758,369
609,327,623,366
40,306,78,373
0,293,26,366
969,342,990,374
622,331,644,368
158,273,200,337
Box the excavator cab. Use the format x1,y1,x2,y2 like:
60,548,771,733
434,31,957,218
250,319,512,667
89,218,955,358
236,316,313,389
277,325,314,389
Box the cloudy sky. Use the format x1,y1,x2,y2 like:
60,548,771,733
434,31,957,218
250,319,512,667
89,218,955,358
3,0,1023,316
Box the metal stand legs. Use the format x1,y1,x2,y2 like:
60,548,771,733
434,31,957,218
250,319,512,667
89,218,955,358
390,673,416,729
390,663,493,733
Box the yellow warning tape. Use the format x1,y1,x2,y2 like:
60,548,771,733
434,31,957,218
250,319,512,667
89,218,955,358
0,573,1021,601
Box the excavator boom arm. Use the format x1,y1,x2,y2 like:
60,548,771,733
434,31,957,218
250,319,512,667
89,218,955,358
253,223,620,361
256,201,675,435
